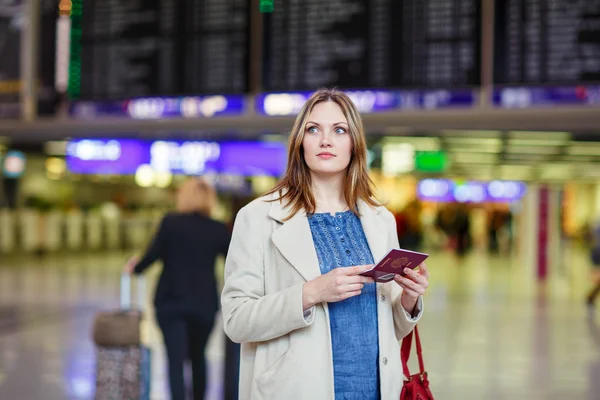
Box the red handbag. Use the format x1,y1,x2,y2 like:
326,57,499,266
400,326,434,400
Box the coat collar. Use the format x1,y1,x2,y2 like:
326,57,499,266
267,192,388,282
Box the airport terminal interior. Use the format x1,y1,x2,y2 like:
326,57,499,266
2,0,600,399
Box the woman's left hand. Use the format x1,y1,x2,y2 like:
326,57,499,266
394,262,429,314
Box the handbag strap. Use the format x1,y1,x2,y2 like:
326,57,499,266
401,325,425,378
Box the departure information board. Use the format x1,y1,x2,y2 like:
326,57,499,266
78,0,250,100
262,0,481,91
0,0,57,117
494,0,600,84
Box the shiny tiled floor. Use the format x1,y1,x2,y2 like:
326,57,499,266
0,245,599,399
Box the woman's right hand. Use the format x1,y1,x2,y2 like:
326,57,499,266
123,255,139,274
303,265,375,309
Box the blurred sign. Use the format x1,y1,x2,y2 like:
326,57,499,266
381,143,415,176
0,0,58,118
2,150,26,178
415,151,448,173
255,89,476,116
263,0,481,91
417,179,527,203
493,85,600,108
66,139,287,177
0,1,22,109
73,0,250,100
69,95,246,119
494,0,600,85
259,0,274,13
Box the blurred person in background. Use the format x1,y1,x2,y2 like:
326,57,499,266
398,200,423,251
453,203,471,257
221,88,430,400
586,219,600,313
124,177,231,400
488,209,509,254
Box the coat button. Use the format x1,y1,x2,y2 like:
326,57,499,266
382,357,388,365
380,294,386,302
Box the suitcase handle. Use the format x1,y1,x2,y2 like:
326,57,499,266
120,273,146,311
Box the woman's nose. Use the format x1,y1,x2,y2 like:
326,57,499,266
320,133,333,147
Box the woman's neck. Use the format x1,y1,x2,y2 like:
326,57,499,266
311,173,347,214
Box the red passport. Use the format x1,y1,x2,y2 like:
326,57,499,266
360,249,429,283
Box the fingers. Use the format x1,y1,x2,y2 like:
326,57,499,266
346,283,364,292
335,274,373,287
349,275,375,284
394,275,426,296
403,267,428,287
334,284,363,301
333,265,375,283
341,290,362,300
395,275,420,291
418,262,430,279
345,264,375,275
397,284,420,299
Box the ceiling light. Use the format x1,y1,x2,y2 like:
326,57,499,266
507,138,568,146
508,131,571,141
444,137,502,146
381,136,440,151
567,144,600,156
451,153,498,164
505,145,561,155
440,130,502,138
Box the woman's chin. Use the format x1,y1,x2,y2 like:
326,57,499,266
309,167,347,177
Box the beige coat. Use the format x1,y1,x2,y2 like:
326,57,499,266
221,193,423,400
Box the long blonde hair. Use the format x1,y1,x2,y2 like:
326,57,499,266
176,177,216,216
265,88,378,219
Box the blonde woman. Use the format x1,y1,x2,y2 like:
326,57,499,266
125,178,230,400
221,88,430,400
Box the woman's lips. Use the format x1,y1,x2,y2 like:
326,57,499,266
317,152,335,159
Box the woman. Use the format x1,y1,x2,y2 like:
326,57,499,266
221,88,430,400
586,220,600,311
125,178,231,400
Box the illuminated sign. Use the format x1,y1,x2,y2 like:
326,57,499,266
414,151,448,173
69,95,246,119
493,85,600,108
260,0,274,13
66,140,122,161
2,151,26,179
149,141,221,175
68,89,476,119
255,89,476,116
417,179,527,203
66,139,287,177
381,143,416,176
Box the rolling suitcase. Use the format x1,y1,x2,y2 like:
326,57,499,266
93,274,151,400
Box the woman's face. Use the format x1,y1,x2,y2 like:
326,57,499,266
302,101,353,177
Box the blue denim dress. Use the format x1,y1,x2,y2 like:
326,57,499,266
307,211,380,400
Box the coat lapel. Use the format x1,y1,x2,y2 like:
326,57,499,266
358,199,389,264
268,195,390,281
269,196,322,282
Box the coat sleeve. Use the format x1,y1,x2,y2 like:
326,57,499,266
383,210,424,341
221,206,314,343
133,215,168,274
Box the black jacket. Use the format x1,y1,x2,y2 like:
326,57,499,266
133,212,231,319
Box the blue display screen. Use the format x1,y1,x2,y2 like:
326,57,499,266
417,179,527,203
255,89,476,116
492,85,600,108
69,95,246,119
66,139,287,177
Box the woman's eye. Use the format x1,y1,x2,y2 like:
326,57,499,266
307,126,318,133
335,127,346,134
